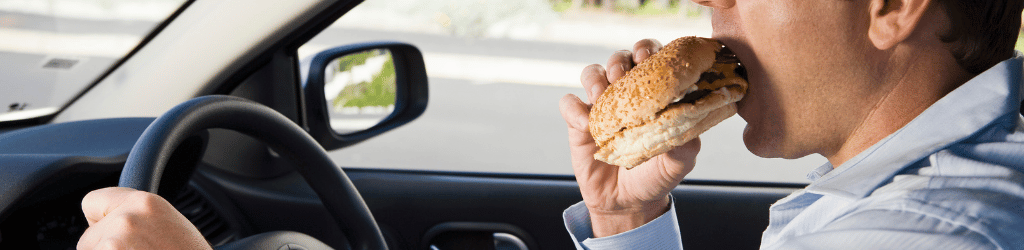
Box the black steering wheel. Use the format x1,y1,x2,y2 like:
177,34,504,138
118,95,388,250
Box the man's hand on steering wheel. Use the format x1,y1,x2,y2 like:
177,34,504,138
78,187,210,250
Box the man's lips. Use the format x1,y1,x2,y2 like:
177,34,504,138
713,38,755,117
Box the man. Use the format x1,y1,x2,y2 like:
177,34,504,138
77,0,1024,249
559,0,1024,249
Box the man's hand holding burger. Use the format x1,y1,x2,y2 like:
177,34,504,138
561,37,748,237
559,38,700,237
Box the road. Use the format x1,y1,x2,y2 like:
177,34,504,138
308,28,825,184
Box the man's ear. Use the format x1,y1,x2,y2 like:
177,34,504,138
868,0,934,50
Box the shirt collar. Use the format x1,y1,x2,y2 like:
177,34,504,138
803,54,1024,199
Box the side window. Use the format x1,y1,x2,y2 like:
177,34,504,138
299,0,825,184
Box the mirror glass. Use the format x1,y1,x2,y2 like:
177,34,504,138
324,48,397,134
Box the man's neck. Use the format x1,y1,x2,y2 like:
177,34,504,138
824,45,973,167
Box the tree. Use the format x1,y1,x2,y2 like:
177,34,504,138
602,0,615,12
649,0,671,10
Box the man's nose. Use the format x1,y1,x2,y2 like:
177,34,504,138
690,0,735,9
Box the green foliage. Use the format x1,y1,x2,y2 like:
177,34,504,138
1017,32,1024,52
335,50,377,73
681,3,705,18
332,55,397,109
552,0,573,12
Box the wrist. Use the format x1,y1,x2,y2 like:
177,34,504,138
588,196,671,238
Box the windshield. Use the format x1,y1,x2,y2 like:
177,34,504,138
0,0,187,122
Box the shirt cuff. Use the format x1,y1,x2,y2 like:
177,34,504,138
563,196,683,250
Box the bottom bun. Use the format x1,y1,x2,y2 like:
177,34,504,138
594,86,743,169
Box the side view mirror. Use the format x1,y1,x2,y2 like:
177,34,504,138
302,41,428,150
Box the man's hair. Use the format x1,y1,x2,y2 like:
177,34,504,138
937,0,1023,74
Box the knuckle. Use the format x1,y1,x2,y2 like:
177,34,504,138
128,192,167,214
643,38,663,47
634,39,654,47
582,64,606,82
613,50,632,60
112,214,142,231
635,39,663,53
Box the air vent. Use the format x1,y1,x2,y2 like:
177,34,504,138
172,185,237,246
40,58,80,70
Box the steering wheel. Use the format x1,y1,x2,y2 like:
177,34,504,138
118,95,388,250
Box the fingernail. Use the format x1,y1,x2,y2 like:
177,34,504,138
619,64,626,75
590,84,601,100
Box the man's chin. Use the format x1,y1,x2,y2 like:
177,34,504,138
741,124,786,159
740,124,768,157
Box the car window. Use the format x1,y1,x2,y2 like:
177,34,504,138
0,0,187,122
302,0,1024,184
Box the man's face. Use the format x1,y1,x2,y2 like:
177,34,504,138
709,0,880,159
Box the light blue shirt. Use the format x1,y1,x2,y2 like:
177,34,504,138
564,54,1024,249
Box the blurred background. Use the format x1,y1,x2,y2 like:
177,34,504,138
1,0,1022,184
307,0,818,183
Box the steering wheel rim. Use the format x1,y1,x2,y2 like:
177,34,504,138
119,95,388,250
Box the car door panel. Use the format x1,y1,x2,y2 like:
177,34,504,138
344,169,800,250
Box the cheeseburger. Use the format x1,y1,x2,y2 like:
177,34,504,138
590,37,749,169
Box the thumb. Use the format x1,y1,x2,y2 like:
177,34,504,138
657,137,701,182
559,94,590,132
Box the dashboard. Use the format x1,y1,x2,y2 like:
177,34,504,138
0,118,240,249
0,168,239,249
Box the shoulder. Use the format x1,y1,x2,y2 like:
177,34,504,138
856,132,1024,249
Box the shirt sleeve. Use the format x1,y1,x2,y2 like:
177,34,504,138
563,196,683,250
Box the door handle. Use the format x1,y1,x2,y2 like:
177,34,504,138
493,232,528,250
423,222,536,250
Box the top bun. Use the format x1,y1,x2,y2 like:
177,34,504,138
589,37,723,148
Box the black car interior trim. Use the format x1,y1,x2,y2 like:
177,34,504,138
302,42,429,151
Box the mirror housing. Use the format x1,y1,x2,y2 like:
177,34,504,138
302,41,428,151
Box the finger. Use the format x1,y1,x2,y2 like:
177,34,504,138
632,39,664,64
580,64,609,104
559,94,607,173
82,187,138,226
606,50,634,84
559,94,591,132
77,218,112,250
659,137,701,180
560,95,619,192
78,207,137,250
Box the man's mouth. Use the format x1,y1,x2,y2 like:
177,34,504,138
670,44,748,106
